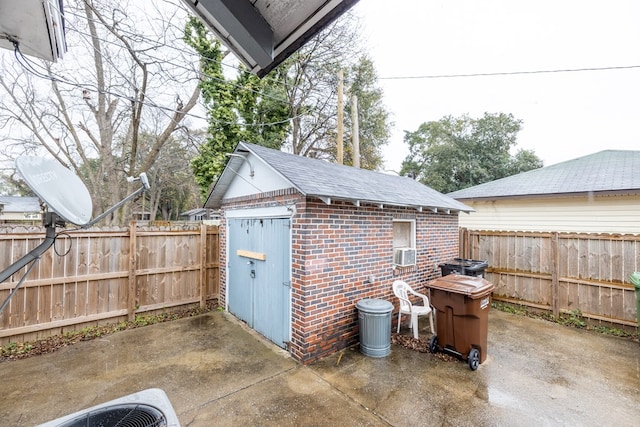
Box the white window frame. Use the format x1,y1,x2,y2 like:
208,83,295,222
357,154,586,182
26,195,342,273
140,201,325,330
392,219,416,250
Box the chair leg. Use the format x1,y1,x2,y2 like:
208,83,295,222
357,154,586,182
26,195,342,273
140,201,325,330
411,314,419,339
397,311,401,333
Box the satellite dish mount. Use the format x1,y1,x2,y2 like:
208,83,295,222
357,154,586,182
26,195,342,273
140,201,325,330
0,157,151,314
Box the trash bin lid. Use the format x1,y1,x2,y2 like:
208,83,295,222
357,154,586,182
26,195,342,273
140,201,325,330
439,258,488,271
428,274,495,298
356,298,393,313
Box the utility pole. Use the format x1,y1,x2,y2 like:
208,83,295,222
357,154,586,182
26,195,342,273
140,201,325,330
352,94,359,168
337,70,344,164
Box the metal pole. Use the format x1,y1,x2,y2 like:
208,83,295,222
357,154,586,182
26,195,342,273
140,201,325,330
0,225,56,315
337,69,344,164
352,94,359,168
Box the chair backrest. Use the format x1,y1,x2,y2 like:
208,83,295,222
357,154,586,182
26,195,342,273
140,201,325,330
392,280,412,311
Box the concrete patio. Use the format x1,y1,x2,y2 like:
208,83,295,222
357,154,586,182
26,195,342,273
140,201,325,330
0,309,638,426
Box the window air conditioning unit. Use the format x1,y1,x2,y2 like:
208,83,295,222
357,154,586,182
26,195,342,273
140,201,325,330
394,248,416,267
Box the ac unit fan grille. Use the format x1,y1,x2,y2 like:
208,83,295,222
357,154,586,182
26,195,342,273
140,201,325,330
59,403,167,427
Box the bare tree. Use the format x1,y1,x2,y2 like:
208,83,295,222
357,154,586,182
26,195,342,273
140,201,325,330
282,15,364,159
131,131,200,221
0,0,201,225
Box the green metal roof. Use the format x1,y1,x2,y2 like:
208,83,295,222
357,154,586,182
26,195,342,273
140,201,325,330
447,150,640,201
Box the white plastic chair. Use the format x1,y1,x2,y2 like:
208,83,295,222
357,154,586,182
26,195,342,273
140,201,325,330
392,280,435,339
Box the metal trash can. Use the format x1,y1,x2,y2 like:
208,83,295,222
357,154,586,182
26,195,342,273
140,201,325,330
356,298,393,357
629,272,640,328
427,274,495,370
439,258,488,277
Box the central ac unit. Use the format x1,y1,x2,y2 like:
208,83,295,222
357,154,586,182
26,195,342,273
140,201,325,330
393,248,416,266
38,388,180,427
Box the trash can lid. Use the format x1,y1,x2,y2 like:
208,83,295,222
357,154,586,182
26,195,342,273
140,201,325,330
439,258,488,271
356,298,393,313
428,274,495,298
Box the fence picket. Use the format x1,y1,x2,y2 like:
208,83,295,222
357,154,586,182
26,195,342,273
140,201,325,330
0,223,219,344
462,228,639,328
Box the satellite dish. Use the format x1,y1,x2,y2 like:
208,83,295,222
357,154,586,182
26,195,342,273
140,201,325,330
1,157,149,314
16,156,93,226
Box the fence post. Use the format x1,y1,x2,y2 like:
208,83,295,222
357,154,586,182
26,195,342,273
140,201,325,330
459,227,469,258
551,232,559,317
128,221,137,321
200,223,207,309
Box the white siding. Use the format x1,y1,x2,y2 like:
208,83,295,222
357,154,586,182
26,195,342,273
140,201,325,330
0,212,40,221
224,153,292,199
458,194,640,234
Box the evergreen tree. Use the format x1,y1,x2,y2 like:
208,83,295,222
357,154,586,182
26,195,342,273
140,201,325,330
184,17,290,198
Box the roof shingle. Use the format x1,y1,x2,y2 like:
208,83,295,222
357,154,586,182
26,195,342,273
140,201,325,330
206,142,472,212
447,150,640,200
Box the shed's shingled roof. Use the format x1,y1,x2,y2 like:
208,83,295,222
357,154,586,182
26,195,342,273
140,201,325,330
205,142,471,212
447,150,640,200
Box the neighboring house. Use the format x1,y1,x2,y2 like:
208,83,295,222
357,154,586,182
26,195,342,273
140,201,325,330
131,210,152,221
447,150,640,234
0,196,41,225
205,142,471,364
179,208,219,222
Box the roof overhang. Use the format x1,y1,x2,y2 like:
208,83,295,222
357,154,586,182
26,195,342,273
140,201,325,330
204,145,252,209
312,195,469,214
0,0,66,62
182,0,360,77
206,142,474,213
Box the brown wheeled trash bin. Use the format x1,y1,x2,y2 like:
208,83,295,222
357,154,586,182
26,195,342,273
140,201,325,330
427,274,494,370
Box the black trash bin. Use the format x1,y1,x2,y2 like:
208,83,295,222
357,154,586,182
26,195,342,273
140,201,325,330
439,258,488,278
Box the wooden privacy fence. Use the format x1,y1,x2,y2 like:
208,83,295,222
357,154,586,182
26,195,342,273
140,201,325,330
0,223,219,344
460,229,639,328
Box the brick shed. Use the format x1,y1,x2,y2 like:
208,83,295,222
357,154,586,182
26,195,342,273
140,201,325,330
204,142,472,364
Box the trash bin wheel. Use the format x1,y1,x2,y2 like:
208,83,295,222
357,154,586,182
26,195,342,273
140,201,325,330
429,335,438,353
468,348,480,371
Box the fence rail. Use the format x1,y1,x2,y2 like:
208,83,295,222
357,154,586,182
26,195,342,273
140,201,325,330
0,223,219,344
460,229,639,328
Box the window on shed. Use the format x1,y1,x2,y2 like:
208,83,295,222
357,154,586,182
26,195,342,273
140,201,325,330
393,220,415,249
392,220,416,266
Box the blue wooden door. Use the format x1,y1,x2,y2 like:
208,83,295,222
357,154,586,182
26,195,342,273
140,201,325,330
227,218,291,348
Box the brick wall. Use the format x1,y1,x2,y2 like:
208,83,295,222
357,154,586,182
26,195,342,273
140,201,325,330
220,190,460,364
291,199,459,364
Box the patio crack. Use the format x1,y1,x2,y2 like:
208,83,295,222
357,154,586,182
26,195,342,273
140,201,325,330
306,368,394,426
179,366,298,421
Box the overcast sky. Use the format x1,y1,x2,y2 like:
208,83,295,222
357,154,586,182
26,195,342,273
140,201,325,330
353,0,640,172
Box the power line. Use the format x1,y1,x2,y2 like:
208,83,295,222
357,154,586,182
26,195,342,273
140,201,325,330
24,1,295,130
8,37,301,129
4,0,345,132
59,5,292,105
379,65,640,80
